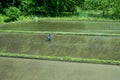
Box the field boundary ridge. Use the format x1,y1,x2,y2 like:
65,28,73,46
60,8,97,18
0,53,120,65
0,30,120,37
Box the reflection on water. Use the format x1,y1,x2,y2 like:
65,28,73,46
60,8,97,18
48,41,51,48
0,20,120,60
0,33,120,60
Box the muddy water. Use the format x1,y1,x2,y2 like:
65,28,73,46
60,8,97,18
0,32,120,60
0,57,120,80
0,20,120,34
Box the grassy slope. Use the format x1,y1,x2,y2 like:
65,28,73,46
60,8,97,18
0,57,120,80
1,53,120,65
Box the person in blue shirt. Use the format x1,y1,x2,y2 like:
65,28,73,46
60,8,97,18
48,33,51,41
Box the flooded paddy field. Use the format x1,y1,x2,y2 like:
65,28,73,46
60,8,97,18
0,20,120,80
0,20,120,34
0,32,120,60
0,57,120,80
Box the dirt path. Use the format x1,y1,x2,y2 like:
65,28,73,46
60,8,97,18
0,57,120,80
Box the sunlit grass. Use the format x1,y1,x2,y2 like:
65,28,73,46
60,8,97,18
0,53,120,65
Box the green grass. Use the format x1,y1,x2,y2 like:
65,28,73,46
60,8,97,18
0,9,120,24
0,30,120,37
0,14,8,23
0,53,120,65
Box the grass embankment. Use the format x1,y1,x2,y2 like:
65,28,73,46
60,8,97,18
0,53,120,65
0,30,120,37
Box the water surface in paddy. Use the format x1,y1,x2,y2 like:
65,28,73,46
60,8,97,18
0,32,120,60
0,57,120,80
0,20,120,60
0,20,120,34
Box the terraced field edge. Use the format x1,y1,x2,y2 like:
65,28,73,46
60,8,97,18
0,30,120,37
0,53,120,65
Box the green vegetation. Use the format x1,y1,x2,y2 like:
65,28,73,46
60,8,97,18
0,0,120,23
0,1,120,79
0,30,120,37
0,53,120,65
4,7,21,22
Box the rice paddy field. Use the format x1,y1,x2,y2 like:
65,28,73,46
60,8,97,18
0,20,120,80
0,20,120,34
0,57,120,80
0,32,120,60
0,20,120,60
